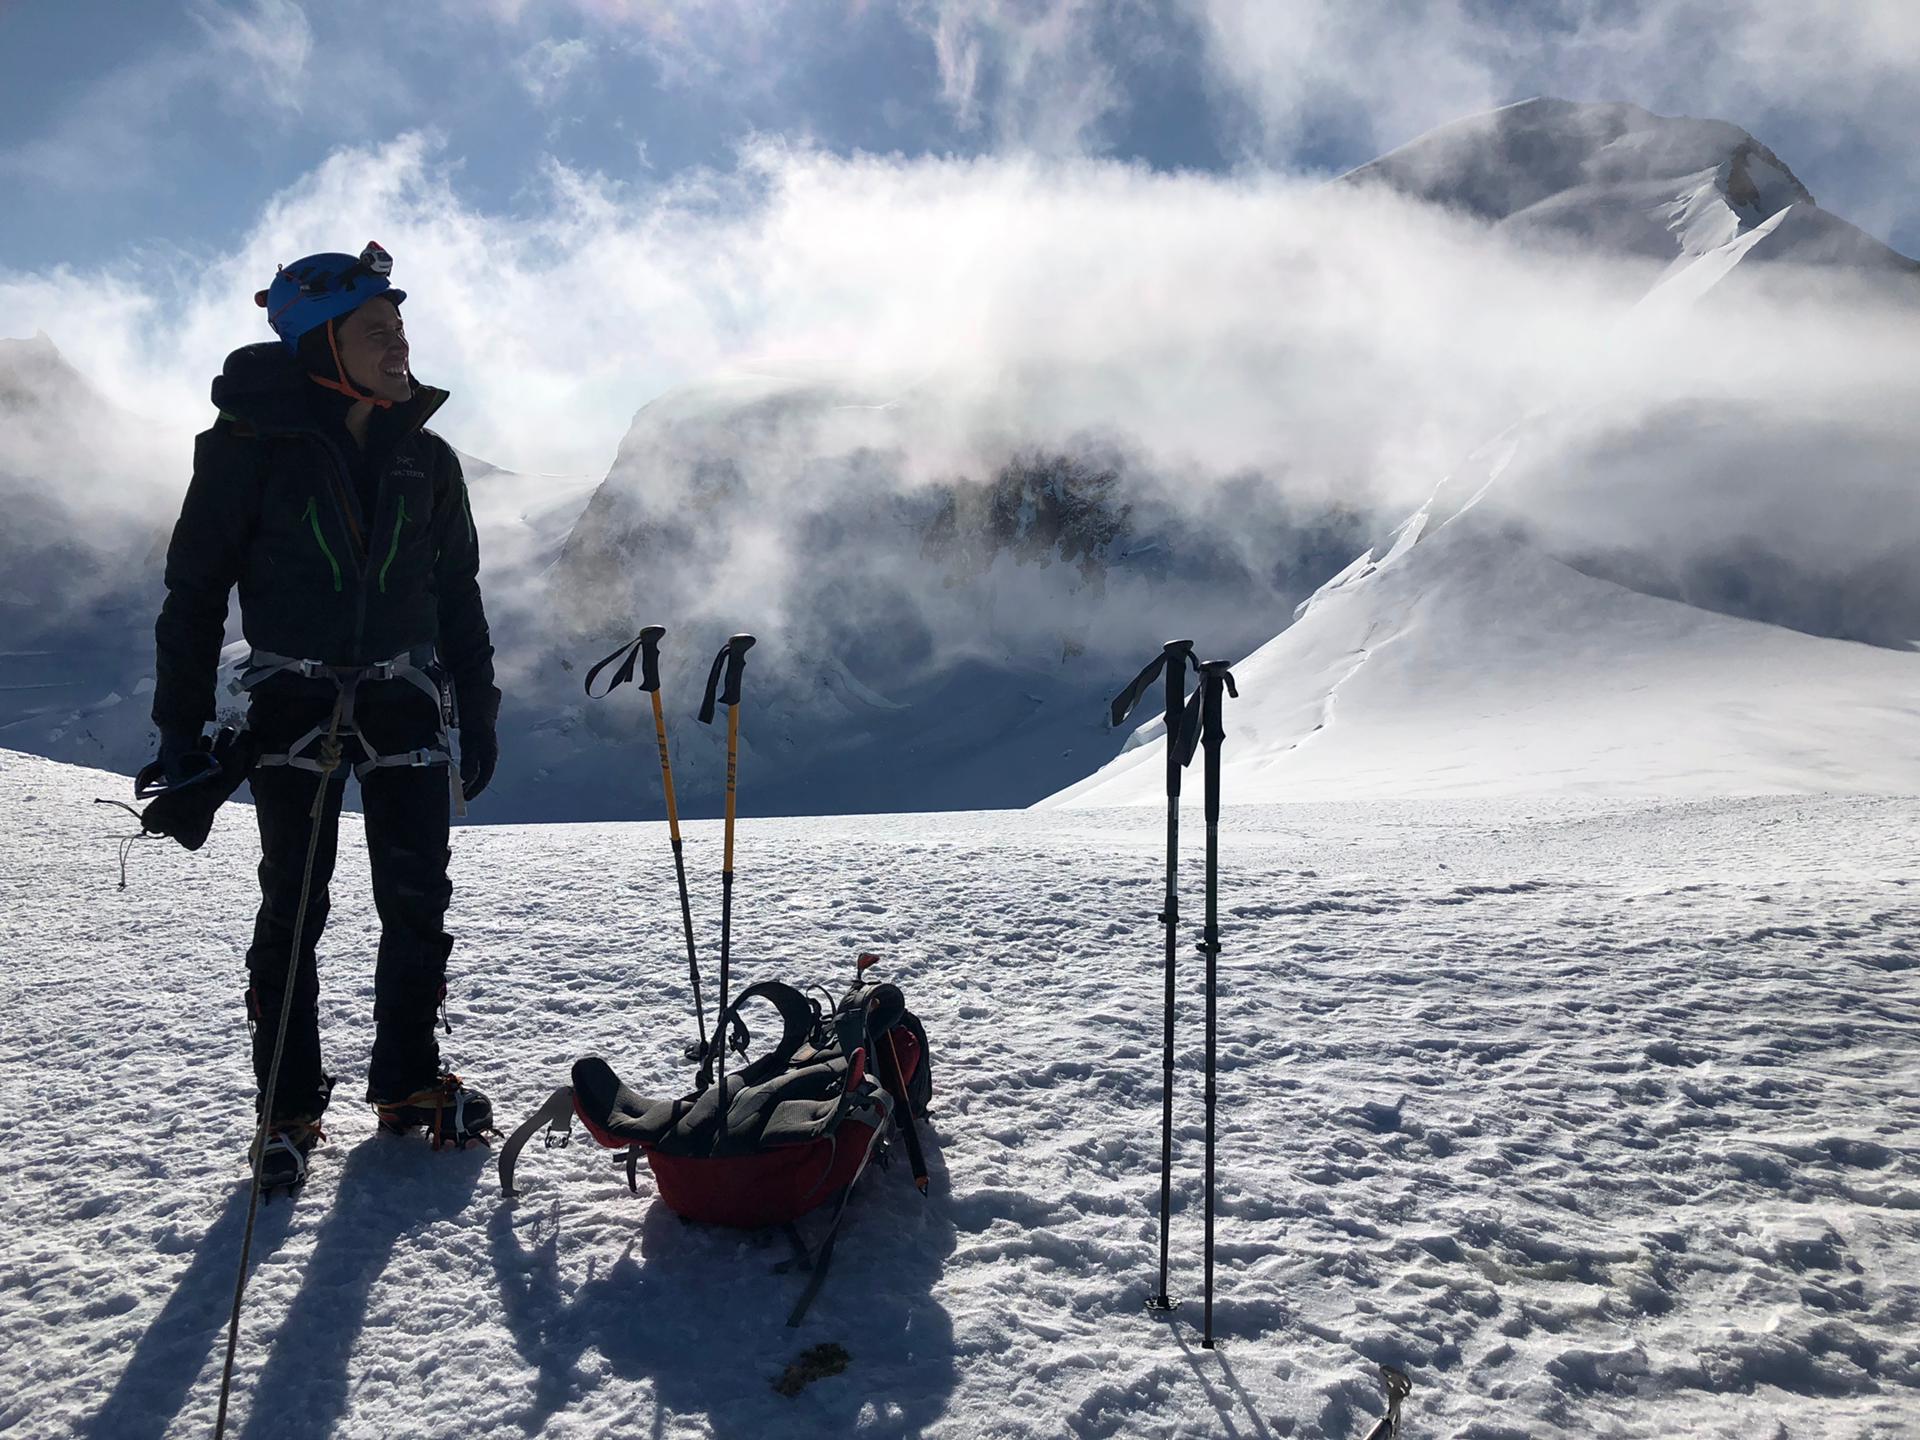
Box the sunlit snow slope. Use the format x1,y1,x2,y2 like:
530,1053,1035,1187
1045,492,1920,808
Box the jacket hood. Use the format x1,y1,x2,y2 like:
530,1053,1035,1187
211,341,448,436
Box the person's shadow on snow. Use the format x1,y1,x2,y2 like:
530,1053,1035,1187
489,1128,959,1439
233,1134,489,1440
79,1183,298,1440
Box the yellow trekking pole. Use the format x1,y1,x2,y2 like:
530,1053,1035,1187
640,625,707,1052
697,633,756,1153
583,624,707,1051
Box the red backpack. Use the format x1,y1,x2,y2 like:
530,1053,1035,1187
499,966,931,1324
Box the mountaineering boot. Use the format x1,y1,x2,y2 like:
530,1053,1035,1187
370,1073,496,1149
251,1120,326,1197
249,1073,334,1197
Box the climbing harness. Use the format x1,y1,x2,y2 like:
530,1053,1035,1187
230,646,464,814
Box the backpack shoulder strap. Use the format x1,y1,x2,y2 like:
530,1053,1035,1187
698,980,818,1088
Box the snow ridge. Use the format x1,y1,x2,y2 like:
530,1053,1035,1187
1046,505,1920,809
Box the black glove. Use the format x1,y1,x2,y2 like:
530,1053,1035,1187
455,683,501,803
136,725,261,850
157,725,208,786
459,723,497,802
138,724,216,798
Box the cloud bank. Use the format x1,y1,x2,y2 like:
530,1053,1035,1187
0,125,1687,480
3,103,1917,675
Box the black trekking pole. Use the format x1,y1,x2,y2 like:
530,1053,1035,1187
1182,657,1238,1349
697,634,755,1155
1109,639,1194,1315
584,624,708,1054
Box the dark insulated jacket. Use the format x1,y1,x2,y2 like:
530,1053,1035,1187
153,343,497,731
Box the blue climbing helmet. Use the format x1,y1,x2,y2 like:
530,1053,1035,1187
254,241,407,351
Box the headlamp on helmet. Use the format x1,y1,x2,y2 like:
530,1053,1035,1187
254,241,407,350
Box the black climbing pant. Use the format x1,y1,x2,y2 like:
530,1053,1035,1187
243,677,454,1123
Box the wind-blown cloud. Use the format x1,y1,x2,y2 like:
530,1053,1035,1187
0,0,386,196
917,0,1125,154
900,0,1920,248
0,133,1619,483
191,0,316,105
1184,1,1920,152
517,36,596,107
3,111,1917,655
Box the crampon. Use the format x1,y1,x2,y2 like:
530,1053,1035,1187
372,1073,497,1149
252,1120,326,1198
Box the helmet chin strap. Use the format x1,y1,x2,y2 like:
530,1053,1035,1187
307,317,400,410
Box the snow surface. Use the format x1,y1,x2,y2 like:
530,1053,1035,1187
1047,478,1920,811
5,747,1918,1437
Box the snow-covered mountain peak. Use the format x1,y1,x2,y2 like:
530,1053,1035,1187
0,329,65,364
0,329,64,363
0,330,95,414
1345,97,1808,217
1342,97,1829,268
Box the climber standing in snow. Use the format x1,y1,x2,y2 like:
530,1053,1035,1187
148,243,499,1190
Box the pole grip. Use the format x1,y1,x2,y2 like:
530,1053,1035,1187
699,634,757,724
1198,660,1234,825
1162,643,1191,800
638,624,666,693
584,624,666,699
1174,684,1204,769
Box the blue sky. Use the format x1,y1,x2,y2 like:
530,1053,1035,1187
0,1,1227,272
4,0,1916,274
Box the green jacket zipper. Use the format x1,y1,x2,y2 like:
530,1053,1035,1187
301,496,344,593
239,389,448,665
378,495,411,593
308,432,373,656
